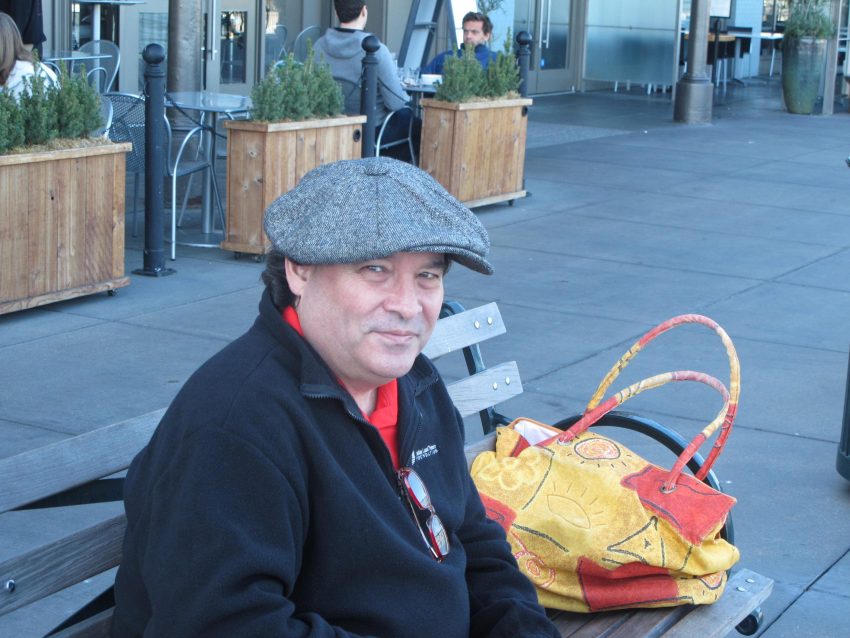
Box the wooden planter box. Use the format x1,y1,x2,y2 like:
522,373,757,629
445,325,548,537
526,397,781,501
223,115,367,256
419,97,533,208
0,142,132,315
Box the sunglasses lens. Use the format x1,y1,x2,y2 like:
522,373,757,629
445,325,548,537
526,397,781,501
427,514,449,557
403,469,431,510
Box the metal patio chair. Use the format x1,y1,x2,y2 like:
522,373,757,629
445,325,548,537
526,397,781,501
79,40,120,93
104,93,224,256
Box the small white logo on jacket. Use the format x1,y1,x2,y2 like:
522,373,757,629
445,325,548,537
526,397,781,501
410,444,438,465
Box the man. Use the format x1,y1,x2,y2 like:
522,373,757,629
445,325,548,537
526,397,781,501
111,157,560,637
422,11,497,75
313,0,418,160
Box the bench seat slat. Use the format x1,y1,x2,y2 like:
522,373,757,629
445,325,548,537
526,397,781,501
422,302,505,360
663,568,773,638
446,361,522,418
0,514,126,616
0,409,164,513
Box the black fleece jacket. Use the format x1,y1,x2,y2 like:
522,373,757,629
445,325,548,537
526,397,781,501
112,290,559,638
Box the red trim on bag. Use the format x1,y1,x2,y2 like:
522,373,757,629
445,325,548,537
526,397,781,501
577,557,683,611
621,465,736,545
478,492,516,532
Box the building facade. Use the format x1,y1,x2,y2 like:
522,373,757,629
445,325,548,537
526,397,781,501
34,1,847,98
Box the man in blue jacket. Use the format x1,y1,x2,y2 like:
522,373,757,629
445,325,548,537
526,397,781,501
422,11,498,75
112,157,560,638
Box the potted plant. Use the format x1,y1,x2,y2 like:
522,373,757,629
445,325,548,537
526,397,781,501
419,34,532,208
222,48,367,258
781,0,836,114
0,64,131,315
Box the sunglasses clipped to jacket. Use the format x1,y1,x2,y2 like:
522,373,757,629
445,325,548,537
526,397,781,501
397,467,450,562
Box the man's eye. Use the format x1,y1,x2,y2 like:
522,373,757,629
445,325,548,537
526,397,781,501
364,265,384,273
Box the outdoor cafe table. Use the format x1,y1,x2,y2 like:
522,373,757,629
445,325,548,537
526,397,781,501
166,90,251,249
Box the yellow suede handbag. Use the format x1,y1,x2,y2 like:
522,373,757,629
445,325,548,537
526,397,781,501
470,314,740,612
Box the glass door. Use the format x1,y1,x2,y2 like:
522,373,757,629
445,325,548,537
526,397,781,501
513,0,575,93
204,0,259,94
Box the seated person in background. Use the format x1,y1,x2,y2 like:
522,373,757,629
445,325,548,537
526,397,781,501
111,157,562,638
0,11,57,99
314,0,420,161
422,11,498,75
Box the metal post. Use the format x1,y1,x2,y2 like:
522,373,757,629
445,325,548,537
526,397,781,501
674,0,714,124
134,44,175,277
361,35,379,158
516,31,532,98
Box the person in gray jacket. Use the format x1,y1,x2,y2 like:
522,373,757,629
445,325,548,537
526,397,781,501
313,0,419,161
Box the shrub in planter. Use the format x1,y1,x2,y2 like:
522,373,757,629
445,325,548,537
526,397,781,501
0,63,128,314
222,46,366,257
0,62,104,154
421,36,532,207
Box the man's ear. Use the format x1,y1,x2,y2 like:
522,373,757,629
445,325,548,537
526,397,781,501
284,258,313,296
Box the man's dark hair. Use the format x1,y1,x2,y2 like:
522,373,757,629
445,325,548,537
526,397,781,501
261,250,295,309
334,0,366,24
462,11,493,36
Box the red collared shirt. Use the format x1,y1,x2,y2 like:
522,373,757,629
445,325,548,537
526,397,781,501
283,306,400,468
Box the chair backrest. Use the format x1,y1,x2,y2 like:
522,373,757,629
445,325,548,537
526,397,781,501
91,96,113,138
103,92,146,174
292,25,322,62
79,40,120,93
334,76,362,116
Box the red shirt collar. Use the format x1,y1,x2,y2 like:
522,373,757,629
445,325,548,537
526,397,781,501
282,306,399,429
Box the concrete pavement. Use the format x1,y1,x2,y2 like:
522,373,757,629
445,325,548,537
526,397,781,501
2,79,849,636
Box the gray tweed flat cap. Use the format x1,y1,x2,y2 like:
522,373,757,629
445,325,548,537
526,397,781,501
263,157,493,275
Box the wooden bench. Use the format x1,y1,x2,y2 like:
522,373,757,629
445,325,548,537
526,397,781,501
0,302,772,637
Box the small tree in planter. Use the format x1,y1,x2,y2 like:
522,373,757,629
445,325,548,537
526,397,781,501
420,36,531,208
222,47,366,258
0,63,130,315
0,62,104,155
782,0,836,114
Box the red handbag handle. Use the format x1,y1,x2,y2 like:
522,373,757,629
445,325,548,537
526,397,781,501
542,315,740,491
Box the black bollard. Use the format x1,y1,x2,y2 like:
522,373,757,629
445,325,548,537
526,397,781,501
360,35,380,158
134,43,175,277
516,31,532,99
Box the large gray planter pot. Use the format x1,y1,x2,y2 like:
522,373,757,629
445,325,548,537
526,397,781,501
782,36,827,114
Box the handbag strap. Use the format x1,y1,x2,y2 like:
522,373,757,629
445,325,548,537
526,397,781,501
557,315,740,490
553,370,730,491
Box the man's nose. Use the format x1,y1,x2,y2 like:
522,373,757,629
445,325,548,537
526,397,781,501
385,278,421,319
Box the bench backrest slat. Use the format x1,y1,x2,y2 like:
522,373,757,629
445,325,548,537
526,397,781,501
0,515,125,616
422,301,505,360
446,361,522,418
0,409,164,513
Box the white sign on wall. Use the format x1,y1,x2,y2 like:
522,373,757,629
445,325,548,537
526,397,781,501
710,0,732,18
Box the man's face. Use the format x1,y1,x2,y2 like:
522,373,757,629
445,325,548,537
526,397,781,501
286,252,446,395
462,20,489,46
